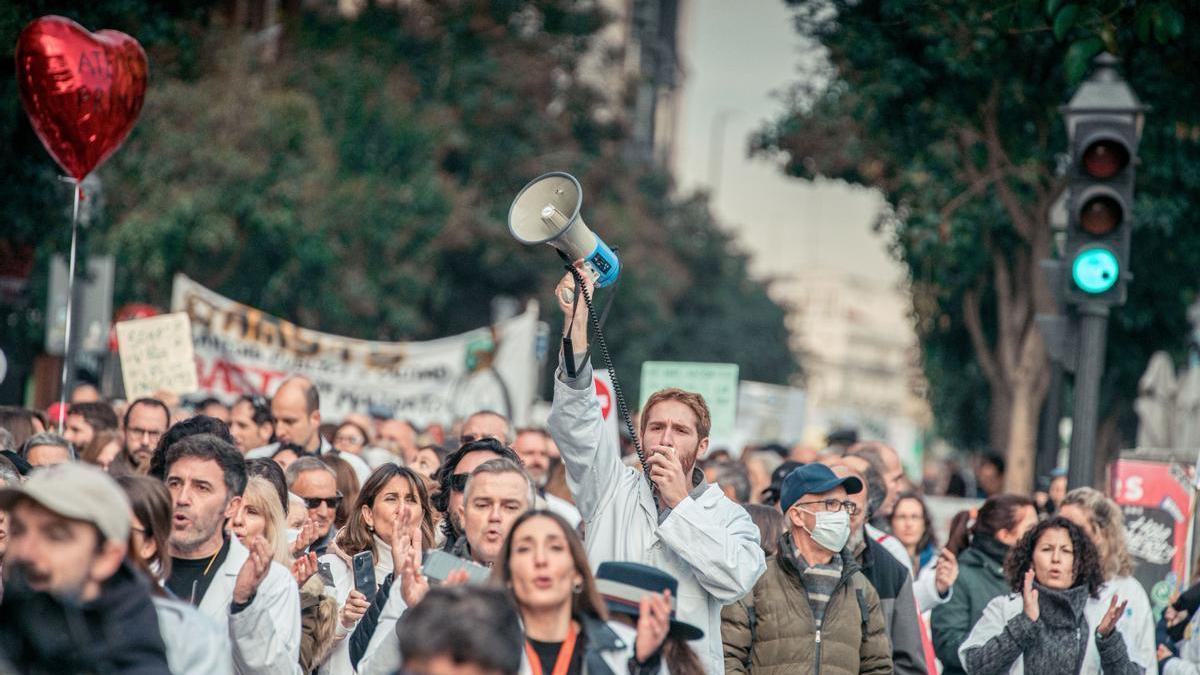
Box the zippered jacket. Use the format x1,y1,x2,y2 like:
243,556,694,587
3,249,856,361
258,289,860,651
721,533,893,675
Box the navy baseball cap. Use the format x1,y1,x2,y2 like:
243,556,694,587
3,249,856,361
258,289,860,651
780,463,862,512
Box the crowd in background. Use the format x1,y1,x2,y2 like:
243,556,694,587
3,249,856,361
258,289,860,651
0,273,1199,675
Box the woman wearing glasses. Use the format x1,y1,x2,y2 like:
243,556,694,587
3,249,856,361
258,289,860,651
317,464,436,675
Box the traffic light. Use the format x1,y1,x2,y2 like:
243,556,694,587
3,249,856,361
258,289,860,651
1063,90,1139,306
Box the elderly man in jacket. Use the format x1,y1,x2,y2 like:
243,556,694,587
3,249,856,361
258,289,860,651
722,463,892,674
547,268,766,674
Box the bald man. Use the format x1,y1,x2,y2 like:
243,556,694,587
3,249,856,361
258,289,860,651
246,376,371,484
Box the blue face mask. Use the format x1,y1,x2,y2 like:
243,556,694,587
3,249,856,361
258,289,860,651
800,508,852,552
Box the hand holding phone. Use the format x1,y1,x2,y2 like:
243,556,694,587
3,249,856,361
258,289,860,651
352,550,377,602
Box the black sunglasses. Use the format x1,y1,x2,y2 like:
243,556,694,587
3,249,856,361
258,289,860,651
448,473,470,493
302,492,343,509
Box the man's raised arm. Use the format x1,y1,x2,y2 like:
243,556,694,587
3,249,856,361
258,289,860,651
547,265,627,520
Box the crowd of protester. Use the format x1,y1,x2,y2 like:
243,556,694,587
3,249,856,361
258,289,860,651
0,269,1193,675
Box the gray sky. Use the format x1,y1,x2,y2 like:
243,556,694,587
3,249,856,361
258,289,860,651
673,0,903,285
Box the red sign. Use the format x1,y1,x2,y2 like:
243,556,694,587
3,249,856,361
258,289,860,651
1110,459,1193,614
594,375,613,420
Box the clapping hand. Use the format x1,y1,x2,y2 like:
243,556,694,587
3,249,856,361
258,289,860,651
290,517,321,557
233,535,274,605
1022,569,1039,622
291,551,318,586
1097,595,1128,637
634,590,672,663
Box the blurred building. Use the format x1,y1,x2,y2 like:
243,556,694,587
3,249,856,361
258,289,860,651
776,269,931,458
579,0,689,168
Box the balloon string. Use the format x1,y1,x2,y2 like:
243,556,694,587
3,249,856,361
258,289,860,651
57,181,82,433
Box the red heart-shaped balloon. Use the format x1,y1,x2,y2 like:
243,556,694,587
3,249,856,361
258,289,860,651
15,15,148,180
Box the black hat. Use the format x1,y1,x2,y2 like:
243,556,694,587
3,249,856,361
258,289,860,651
594,562,704,641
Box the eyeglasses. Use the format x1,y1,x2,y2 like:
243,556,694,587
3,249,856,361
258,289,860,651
302,492,343,509
796,499,860,516
334,434,365,445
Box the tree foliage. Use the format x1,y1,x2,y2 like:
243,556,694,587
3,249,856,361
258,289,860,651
762,0,1200,485
0,0,798,403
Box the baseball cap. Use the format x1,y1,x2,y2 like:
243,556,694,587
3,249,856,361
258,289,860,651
780,463,862,513
0,462,131,543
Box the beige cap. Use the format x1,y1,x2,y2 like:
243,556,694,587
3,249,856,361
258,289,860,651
0,462,131,543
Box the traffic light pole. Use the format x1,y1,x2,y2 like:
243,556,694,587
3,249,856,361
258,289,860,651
1067,303,1110,488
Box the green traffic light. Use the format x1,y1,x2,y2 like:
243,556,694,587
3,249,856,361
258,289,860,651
1072,247,1120,294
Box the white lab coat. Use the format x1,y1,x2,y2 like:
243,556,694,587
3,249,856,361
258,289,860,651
913,555,953,615
548,360,766,675
153,595,234,674
316,538,394,675
959,591,1142,674
197,536,303,675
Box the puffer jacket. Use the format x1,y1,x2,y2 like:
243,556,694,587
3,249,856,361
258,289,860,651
721,533,892,675
931,535,1011,675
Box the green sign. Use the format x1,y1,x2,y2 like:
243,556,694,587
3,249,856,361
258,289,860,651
640,361,739,447
1072,247,1120,294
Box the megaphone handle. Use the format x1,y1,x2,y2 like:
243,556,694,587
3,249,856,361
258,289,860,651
563,262,660,510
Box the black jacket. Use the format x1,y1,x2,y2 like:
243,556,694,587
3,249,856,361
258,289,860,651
857,535,928,675
0,561,170,674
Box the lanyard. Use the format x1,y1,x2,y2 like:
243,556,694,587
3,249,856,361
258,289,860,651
525,621,578,675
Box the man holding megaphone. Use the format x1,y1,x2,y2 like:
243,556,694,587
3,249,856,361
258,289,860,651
546,261,766,675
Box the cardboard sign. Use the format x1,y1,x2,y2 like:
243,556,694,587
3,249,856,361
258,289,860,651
1110,459,1194,618
639,361,738,449
116,312,199,400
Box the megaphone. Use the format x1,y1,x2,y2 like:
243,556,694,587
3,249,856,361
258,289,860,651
508,172,620,287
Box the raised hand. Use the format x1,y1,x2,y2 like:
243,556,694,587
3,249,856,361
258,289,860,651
1166,605,1189,627
290,517,321,557
233,535,274,605
634,590,672,663
1022,569,1039,622
339,589,370,629
399,550,430,607
1097,595,1128,637
291,551,318,586
934,548,958,596
390,508,420,573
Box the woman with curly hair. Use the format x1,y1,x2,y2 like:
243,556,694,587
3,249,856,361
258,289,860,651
1058,487,1155,671
959,517,1141,674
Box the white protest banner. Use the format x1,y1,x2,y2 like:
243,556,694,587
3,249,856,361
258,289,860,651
640,361,739,450
736,381,806,446
116,312,199,400
170,274,539,426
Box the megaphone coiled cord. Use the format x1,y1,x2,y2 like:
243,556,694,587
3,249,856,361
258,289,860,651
564,263,660,510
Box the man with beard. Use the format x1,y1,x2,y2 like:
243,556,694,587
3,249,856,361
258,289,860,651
547,268,765,674
513,427,579,527
123,398,171,472
163,434,300,674
249,376,370,484
0,463,170,672
62,401,119,449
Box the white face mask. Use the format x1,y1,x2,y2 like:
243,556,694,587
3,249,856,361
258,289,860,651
800,509,852,552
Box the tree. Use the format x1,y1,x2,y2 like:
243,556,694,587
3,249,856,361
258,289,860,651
760,0,1194,491
1,1,799,405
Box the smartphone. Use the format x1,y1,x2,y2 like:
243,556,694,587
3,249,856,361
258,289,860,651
352,550,377,602
421,549,491,585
